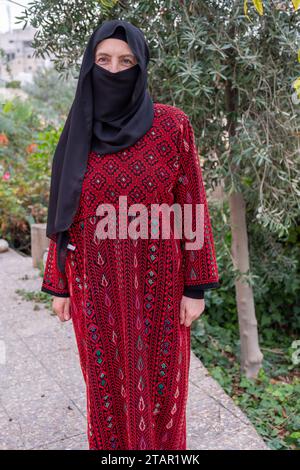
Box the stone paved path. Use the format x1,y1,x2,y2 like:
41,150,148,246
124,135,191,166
0,248,269,450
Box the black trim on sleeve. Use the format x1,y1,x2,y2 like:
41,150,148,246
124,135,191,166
41,286,70,298
183,286,205,299
183,281,221,299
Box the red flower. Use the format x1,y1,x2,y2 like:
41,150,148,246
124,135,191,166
2,171,10,181
0,133,9,146
26,143,38,154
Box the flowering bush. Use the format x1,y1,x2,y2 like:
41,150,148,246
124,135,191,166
0,97,62,253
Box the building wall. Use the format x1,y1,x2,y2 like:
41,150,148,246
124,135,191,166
0,26,52,85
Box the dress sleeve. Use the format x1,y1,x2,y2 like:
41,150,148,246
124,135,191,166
41,238,70,297
174,114,220,297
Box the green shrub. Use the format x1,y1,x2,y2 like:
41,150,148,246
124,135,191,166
0,97,62,252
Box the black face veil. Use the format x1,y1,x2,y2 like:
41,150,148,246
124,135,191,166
45,20,154,273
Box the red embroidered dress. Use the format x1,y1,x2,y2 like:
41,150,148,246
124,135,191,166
41,103,220,450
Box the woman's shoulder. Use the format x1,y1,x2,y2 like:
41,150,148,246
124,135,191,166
153,102,189,127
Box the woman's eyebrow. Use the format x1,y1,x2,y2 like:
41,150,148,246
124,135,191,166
96,52,135,59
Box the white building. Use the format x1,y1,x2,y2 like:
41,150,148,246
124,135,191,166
0,26,52,86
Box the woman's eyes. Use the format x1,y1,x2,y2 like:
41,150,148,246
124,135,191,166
97,57,133,65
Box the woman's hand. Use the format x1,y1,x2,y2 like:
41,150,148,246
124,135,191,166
52,297,71,322
180,296,205,327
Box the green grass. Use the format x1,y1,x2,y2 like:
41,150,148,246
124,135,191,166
15,288,54,314
191,316,300,450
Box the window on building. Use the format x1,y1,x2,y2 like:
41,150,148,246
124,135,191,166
6,52,15,61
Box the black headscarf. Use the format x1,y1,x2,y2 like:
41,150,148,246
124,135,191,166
45,20,154,274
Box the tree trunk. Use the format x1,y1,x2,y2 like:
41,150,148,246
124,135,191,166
229,192,263,378
224,18,263,378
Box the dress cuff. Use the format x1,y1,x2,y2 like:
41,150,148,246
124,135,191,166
183,286,205,299
183,281,221,299
41,286,70,297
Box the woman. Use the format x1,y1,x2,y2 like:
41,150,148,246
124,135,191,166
41,19,220,450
